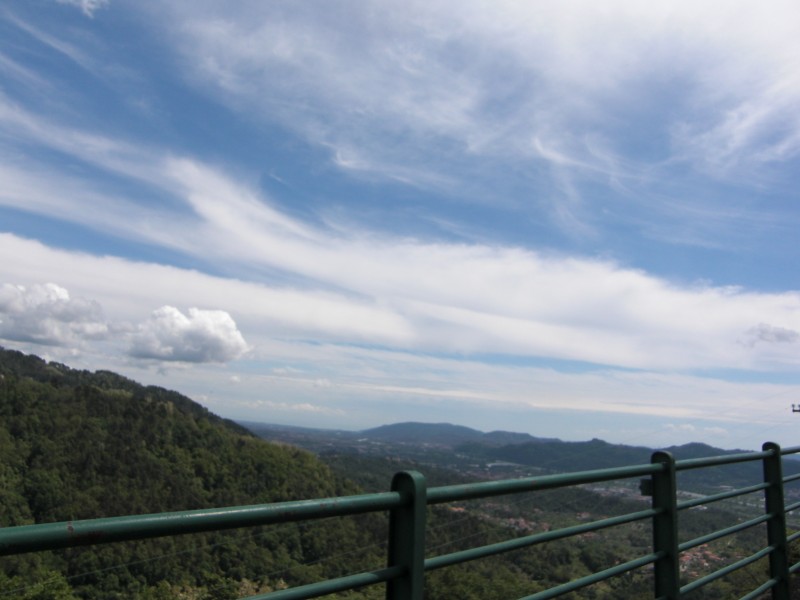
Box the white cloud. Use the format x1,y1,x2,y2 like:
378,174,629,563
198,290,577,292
6,3,800,257
129,306,249,363
4,1,800,448
143,161,800,370
703,427,729,437
666,423,696,433
156,2,800,170
0,52,53,94
56,0,109,18
193,338,799,438
5,12,95,71
0,93,174,193
2,243,797,443
0,282,108,346
0,234,416,347
137,0,800,243
4,153,800,373
243,399,345,416
3,98,788,371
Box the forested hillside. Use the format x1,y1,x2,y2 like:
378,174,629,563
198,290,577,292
0,348,382,599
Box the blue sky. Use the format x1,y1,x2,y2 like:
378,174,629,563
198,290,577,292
2,0,800,450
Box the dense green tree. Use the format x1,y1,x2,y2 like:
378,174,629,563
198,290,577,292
0,348,382,598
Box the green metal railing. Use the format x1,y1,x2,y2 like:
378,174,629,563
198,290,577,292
2,442,800,599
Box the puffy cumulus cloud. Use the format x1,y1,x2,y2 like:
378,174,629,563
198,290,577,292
0,282,108,346
129,306,249,363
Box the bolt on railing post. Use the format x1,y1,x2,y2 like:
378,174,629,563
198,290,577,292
762,442,790,600
386,471,427,600
651,451,680,600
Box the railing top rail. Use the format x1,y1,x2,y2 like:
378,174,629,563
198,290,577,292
781,445,800,456
241,565,405,600
427,462,661,504
678,513,770,553
674,449,771,471
424,507,658,573
518,552,662,600
677,481,768,510
0,491,403,557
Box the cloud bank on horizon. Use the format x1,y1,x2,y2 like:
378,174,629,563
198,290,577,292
1,1,800,449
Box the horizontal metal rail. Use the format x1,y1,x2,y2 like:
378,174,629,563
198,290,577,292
679,545,775,595
739,576,779,600
427,463,662,504
0,492,403,556
3,442,800,599
518,552,662,600
674,450,772,471
782,472,800,484
678,513,771,552
676,481,768,510
244,566,405,600
786,500,800,512
425,507,658,571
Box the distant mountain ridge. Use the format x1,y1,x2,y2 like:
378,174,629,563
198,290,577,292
359,421,555,446
242,420,800,493
360,423,793,477
244,419,753,456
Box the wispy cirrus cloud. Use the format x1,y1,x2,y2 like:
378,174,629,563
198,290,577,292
1,85,799,373
4,10,95,69
56,0,109,19
149,0,800,240
3,233,800,445
6,2,800,253
4,143,800,375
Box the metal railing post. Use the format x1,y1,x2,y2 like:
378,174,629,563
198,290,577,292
386,471,427,600
651,451,680,599
763,442,790,600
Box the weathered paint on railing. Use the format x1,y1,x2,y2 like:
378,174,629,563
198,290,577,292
2,443,800,599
